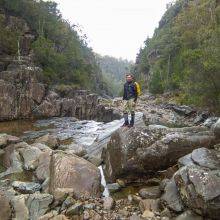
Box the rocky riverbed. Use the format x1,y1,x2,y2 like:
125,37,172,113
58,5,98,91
0,95,220,220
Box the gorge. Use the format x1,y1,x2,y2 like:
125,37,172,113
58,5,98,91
0,0,220,220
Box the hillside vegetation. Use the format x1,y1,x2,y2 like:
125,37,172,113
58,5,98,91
135,0,220,111
0,0,108,93
96,55,133,96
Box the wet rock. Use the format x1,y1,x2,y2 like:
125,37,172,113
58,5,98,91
0,144,23,178
49,151,101,198
35,134,60,149
41,178,49,193
5,134,21,144
103,197,115,210
212,118,220,138
139,186,161,199
19,145,42,170
12,181,41,193
64,143,87,157
161,178,184,213
0,134,20,149
193,111,209,124
0,133,7,148
83,203,96,210
26,193,53,220
87,155,103,166
116,179,126,187
139,199,160,213
66,202,83,216
35,151,52,182
61,196,76,211
173,210,203,220
203,117,219,128
174,164,220,219
0,190,12,220
106,182,121,193
214,143,220,152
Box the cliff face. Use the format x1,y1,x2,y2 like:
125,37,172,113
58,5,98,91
0,61,120,122
0,14,120,122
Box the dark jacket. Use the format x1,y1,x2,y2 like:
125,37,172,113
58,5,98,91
123,81,138,101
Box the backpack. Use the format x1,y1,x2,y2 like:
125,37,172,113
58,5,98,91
134,82,141,96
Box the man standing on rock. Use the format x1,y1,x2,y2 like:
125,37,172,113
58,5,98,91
122,74,139,127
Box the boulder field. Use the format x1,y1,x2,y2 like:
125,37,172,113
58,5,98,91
0,96,220,219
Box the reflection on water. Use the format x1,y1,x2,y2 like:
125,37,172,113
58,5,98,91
0,153,6,174
111,183,147,200
0,119,37,137
0,119,54,138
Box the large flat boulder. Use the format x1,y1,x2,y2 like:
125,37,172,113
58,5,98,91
102,127,216,182
49,151,101,198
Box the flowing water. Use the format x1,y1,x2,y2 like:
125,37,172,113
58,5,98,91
0,112,144,197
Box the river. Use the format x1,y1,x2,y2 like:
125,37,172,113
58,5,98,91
0,112,144,197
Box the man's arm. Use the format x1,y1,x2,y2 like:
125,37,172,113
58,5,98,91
123,84,126,100
134,83,138,102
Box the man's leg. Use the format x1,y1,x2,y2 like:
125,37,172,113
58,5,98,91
122,100,129,126
129,99,136,127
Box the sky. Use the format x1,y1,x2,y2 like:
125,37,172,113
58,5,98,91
54,0,171,61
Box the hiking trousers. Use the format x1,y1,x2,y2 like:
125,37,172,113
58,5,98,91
123,98,136,114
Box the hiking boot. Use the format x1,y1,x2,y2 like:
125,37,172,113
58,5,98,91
121,123,129,127
128,124,134,128
122,113,129,127
129,113,135,127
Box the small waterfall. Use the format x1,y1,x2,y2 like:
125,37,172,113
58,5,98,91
98,165,109,197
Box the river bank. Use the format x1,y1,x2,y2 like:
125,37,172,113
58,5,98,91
0,95,220,220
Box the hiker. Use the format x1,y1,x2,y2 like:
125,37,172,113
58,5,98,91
122,74,140,127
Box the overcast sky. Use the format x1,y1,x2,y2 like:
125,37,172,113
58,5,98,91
54,0,171,61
